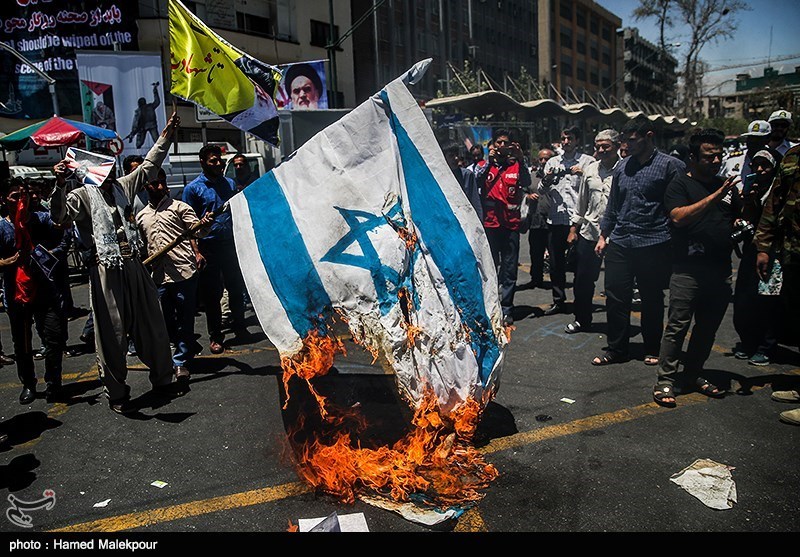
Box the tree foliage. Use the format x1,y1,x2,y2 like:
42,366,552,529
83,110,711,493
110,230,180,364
633,0,749,116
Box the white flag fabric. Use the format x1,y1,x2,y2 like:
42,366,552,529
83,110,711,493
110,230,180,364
230,60,508,411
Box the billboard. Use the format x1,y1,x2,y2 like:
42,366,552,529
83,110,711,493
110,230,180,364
0,1,139,119
275,60,328,111
76,51,168,162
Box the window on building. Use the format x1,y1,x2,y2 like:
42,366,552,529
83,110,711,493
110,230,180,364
237,11,271,37
590,71,599,85
577,10,586,28
560,25,572,49
590,44,598,60
560,55,572,78
602,25,611,41
310,19,339,48
185,1,207,20
577,36,586,55
560,1,572,20
602,45,611,66
577,67,586,82
590,18,598,35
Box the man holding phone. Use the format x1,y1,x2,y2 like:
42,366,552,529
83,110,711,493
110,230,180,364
652,129,742,407
476,129,531,326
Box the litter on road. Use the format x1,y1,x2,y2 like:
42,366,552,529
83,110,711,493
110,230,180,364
670,458,737,510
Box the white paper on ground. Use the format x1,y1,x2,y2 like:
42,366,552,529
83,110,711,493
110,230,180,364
150,481,168,489
560,398,576,404
670,458,737,510
360,495,461,526
298,512,369,532
93,499,111,508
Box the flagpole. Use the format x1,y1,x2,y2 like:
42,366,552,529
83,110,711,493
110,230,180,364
328,0,338,109
326,0,389,109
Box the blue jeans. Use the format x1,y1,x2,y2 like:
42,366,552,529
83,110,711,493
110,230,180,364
158,274,199,368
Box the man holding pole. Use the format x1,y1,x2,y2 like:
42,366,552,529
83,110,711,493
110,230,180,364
137,169,212,381
51,111,181,414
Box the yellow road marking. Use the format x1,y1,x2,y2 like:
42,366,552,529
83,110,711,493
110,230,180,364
479,394,707,455
51,482,311,532
454,507,488,532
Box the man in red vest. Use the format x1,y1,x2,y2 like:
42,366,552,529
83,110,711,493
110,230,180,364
477,129,531,326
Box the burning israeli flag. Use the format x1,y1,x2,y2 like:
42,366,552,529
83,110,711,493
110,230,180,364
230,60,507,413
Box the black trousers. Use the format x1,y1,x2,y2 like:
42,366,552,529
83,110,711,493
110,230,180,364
198,238,247,343
658,266,732,384
547,224,570,305
7,295,65,389
573,236,603,326
527,227,548,286
733,247,780,355
485,227,520,317
604,241,672,357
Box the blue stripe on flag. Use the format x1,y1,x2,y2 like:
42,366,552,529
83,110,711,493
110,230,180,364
242,172,332,337
381,91,500,385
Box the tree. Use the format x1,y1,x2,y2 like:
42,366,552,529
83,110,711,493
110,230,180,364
435,60,481,98
633,0,674,52
634,0,749,116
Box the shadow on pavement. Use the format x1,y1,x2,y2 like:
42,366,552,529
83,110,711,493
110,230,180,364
474,401,519,447
189,357,281,380
0,412,62,453
0,453,40,491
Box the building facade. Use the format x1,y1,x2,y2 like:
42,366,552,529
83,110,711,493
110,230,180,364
621,27,678,111
350,0,538,103
537,0,622,103
697,67,800,121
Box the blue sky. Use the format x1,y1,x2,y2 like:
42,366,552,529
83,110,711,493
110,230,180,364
596,0,800,94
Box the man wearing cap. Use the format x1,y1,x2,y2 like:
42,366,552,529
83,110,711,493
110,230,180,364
719,120,772,182
285,63,324,110
767,110,797,156
732,149,781,367
755,144,800,425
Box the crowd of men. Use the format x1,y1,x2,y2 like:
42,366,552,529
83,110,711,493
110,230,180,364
447,110,800,425
0,110,264,423
1,107,799,437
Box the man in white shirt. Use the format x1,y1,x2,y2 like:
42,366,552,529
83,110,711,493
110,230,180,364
565,130,621,333
540,126,594,315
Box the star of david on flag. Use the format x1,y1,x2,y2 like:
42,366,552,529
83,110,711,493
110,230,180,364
230,60,508,411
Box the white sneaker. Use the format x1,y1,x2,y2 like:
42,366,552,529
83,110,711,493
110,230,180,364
779,407,800,425
771,390,800,403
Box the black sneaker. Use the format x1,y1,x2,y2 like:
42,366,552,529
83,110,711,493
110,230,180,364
33,348,45,361
0,353,15,365
502,314,514,327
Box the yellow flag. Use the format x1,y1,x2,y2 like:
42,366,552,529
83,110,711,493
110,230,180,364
169,0,282,145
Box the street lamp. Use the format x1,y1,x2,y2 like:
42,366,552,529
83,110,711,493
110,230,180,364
0,40,59,116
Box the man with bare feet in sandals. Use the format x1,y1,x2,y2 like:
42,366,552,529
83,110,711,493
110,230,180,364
593,120,685,367
653,129,742,407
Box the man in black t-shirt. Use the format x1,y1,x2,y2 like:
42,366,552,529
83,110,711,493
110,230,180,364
653,129,742,407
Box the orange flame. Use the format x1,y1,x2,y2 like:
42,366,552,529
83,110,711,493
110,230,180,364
288,384,498,507
281,331,346,418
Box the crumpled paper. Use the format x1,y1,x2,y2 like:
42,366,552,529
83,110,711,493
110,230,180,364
670,458,737,510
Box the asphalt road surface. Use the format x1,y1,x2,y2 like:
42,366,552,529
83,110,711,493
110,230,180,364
0,243,798,536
